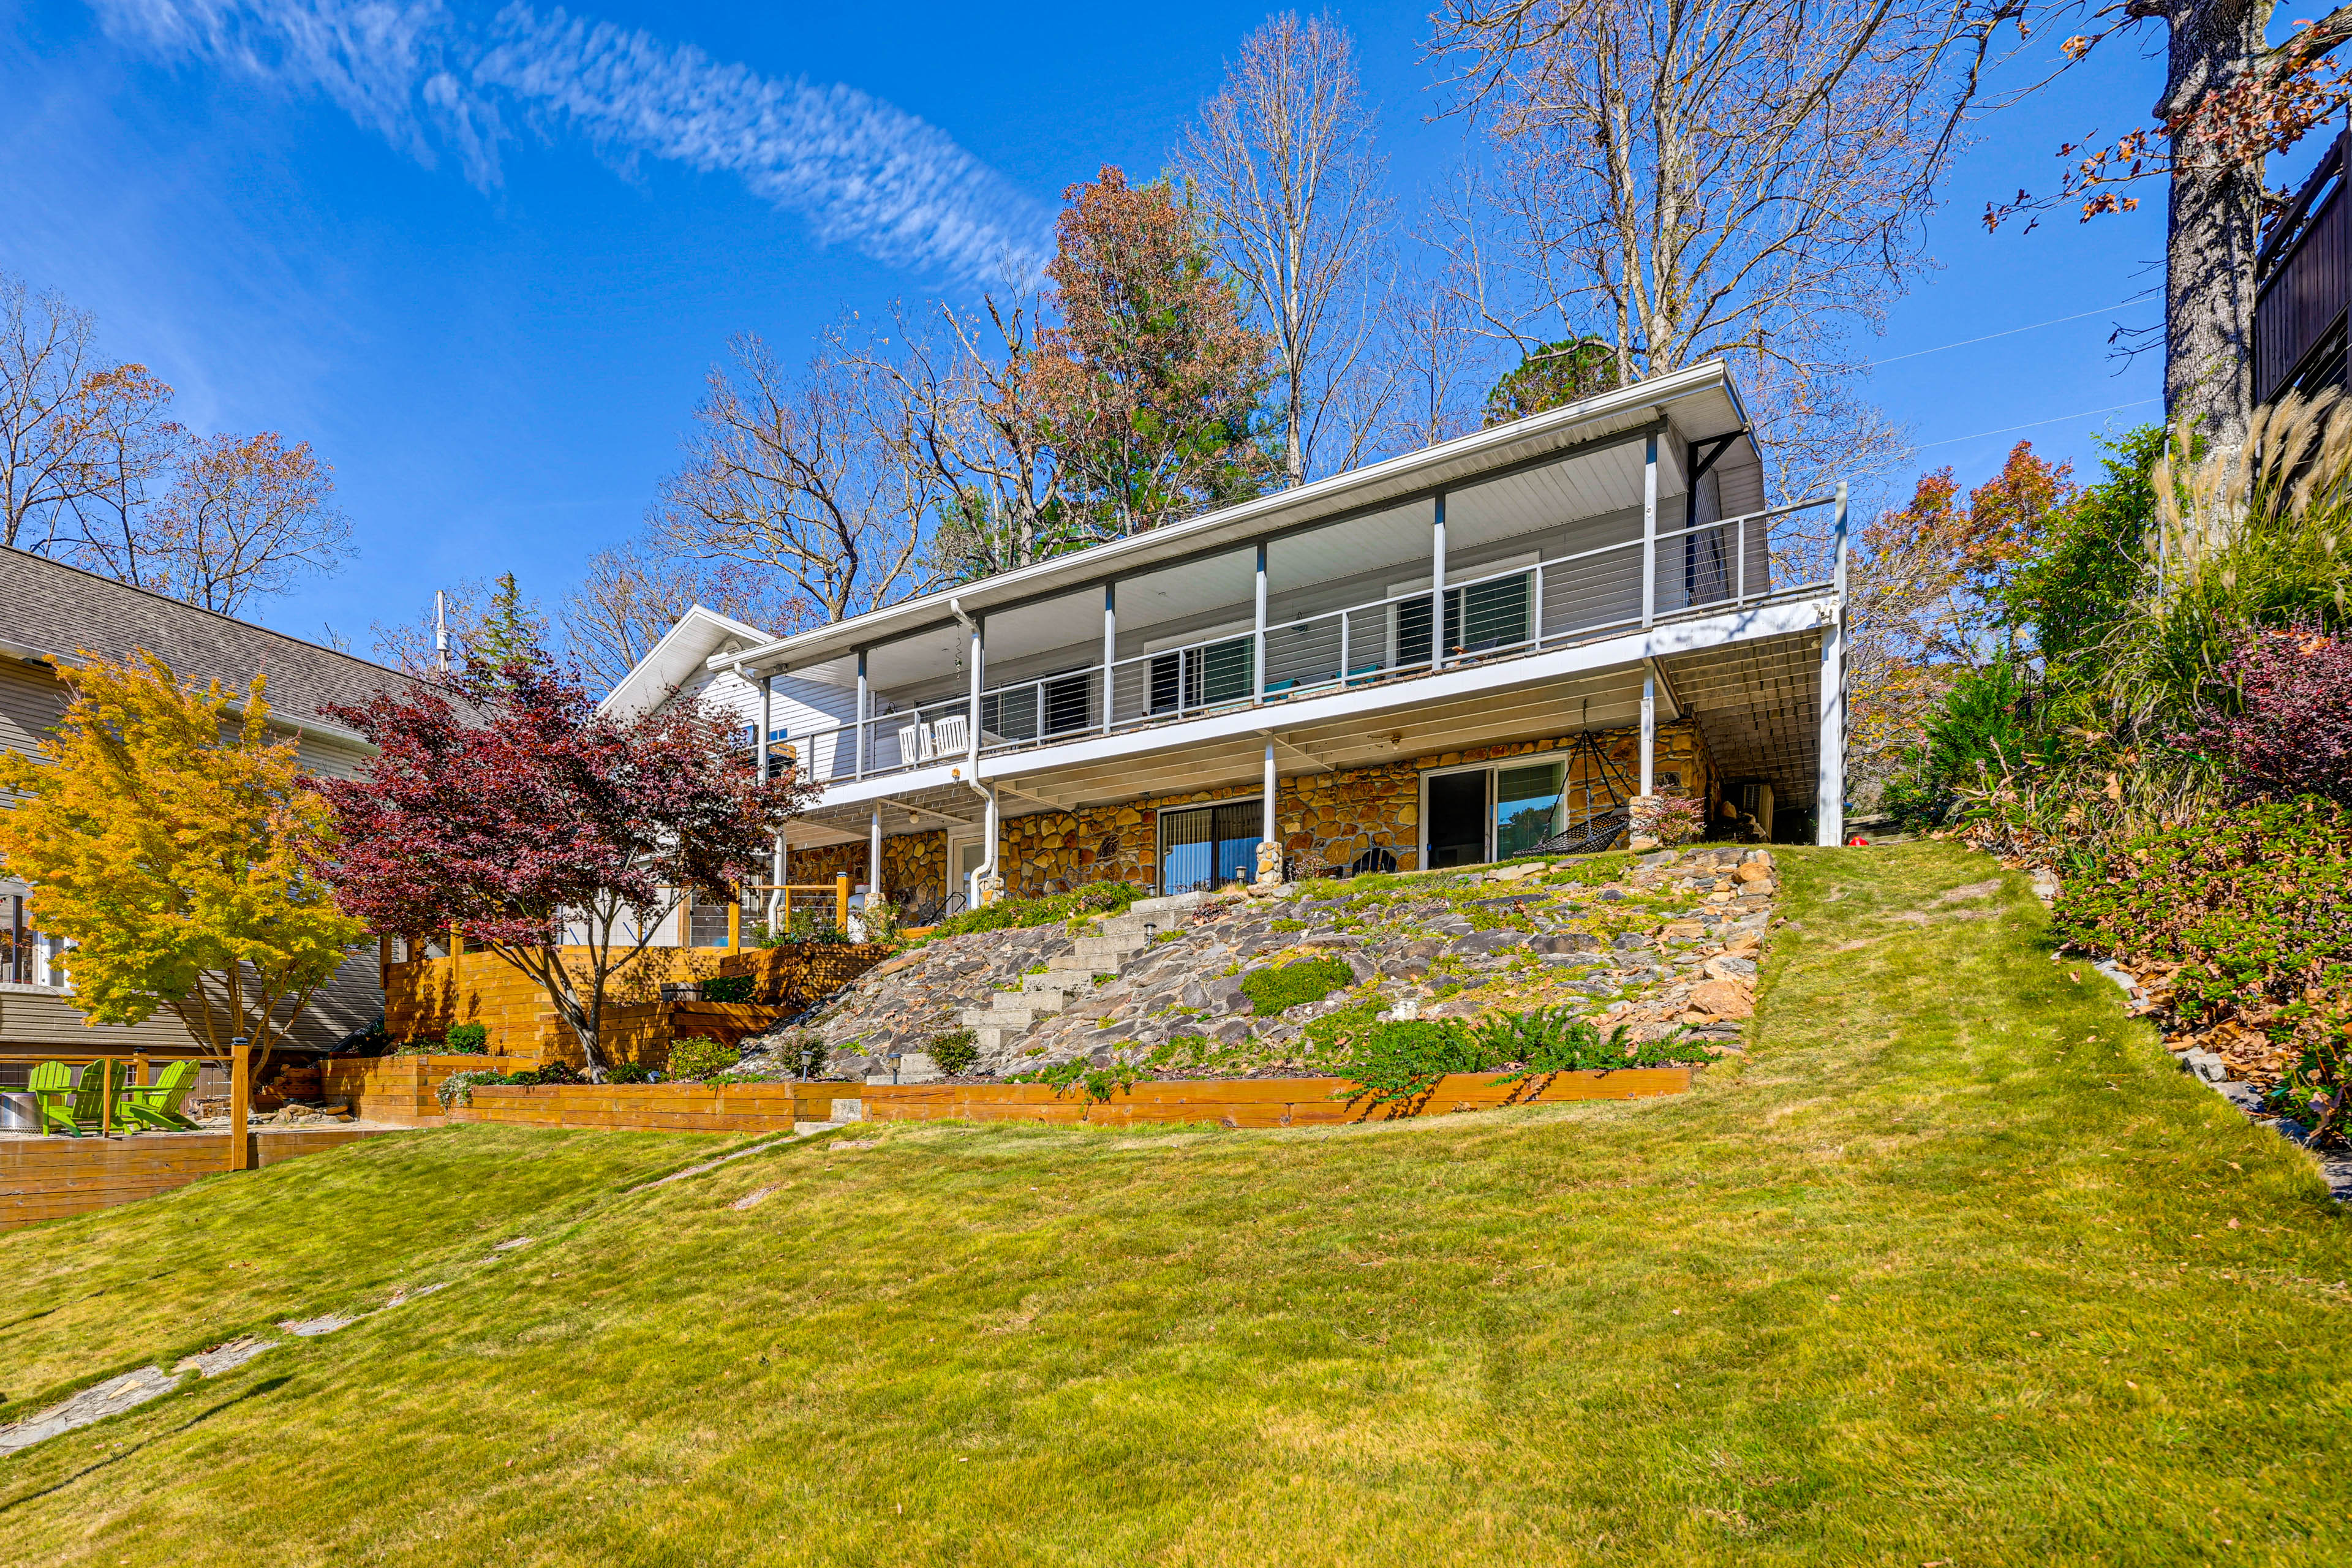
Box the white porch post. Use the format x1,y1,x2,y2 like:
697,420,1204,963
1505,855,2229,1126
1256,739,1282,887
869,805,883,907
1639,669,1657,797
855,650,868,778
771,833,786,927
1430,492,1448,668
966,612,984,770
1640,431,1659,628
757,673,771,782
1819,482,1850,846
1101,581,1117,733
757,673,774,925
1253,541,1268,699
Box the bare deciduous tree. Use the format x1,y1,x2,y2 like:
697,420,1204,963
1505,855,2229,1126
58,364,182,585
845,291,1072,582
1430,0,2024,499
2,276,123,553
5,273,355,611
140,431,353,617
560,540,799,692
650,334,929,632
1182,11,1393,485
1376,262,1492,453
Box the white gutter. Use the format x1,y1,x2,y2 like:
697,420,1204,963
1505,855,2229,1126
1,636,380,755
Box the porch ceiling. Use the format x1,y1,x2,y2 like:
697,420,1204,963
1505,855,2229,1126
1661,631,1824,803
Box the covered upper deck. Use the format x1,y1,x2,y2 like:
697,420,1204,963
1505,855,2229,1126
606,361,1846,843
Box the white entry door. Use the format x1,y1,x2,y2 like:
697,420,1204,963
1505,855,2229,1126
949,835,987,910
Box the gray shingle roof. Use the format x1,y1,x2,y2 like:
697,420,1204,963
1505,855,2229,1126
0,545,424,735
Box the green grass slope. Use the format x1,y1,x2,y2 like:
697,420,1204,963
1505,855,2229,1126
2,843,2346,1566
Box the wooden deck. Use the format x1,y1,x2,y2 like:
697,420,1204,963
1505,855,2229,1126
0,1126,405,1231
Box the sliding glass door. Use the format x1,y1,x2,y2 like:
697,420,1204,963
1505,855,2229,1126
1423,758,1569,867
1159,801,1262,892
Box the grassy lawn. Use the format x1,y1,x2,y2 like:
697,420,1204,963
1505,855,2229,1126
2,842,2346,1564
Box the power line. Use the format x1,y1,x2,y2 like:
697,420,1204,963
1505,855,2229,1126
1913,398,2160,450
1866,296,2160,368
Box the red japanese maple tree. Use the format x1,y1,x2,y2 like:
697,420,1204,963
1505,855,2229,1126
316,654,815,1076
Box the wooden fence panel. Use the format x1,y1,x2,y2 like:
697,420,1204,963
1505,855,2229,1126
0,1128,401,1230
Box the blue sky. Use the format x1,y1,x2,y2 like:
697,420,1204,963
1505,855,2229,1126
2,0,2187,652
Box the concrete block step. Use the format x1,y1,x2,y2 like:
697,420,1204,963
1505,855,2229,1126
959,1005,1052,1030
1073,937,1145,965
971,1023,1024,1054
1125,891,1207,918
1020,972,1090,998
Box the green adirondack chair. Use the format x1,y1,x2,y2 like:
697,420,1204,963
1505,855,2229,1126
28,1060,78,1137
37,1060,117,1136
121,1060,200,1131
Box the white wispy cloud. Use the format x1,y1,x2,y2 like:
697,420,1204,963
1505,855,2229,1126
91,0,1050,281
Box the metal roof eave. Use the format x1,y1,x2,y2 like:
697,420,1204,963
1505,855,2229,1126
712,360,1752,680
600,605,776,718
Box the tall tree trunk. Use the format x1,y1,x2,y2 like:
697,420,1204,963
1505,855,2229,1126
2160,0,2272,449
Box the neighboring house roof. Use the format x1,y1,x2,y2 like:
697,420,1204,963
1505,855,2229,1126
600,603,776,720
0,545,425,746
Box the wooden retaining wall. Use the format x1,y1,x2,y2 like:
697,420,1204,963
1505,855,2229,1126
383,943,888,1060
447,1081,854,1135
0,1128,401,1231
317,1055,539,1126
861,1068,1694,1129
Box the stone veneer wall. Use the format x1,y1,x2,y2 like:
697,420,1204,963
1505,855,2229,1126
788,829,945,910
787,720,1714,911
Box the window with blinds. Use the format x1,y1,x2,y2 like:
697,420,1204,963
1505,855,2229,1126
1158,801,1262,893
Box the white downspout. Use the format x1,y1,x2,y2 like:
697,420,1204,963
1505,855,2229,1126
949,598,999,903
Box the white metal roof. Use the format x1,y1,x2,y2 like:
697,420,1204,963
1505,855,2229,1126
716,360,1758,680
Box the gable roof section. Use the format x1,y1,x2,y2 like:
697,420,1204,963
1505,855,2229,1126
599,604,776,718
0,546,425,745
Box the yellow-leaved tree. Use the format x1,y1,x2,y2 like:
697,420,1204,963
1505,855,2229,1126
0,650,364,1074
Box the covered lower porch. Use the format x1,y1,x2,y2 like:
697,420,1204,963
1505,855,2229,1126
775,601,1842,920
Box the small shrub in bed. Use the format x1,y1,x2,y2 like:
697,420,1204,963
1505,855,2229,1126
605,1061,654,1084
444,1022,488,1054
699,975,754,1003
2192,625,2352,809
1241,956,1354,1016
1332,1020,1494,1104
928,881,1145,939
1471,1006,1708,1080
435,1068,508,1109
929,1028,980,1077
1332,1008,1710,1104
2055,796,2352,1141
665,1035,741,1082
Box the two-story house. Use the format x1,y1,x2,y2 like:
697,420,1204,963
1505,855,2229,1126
1,546,417,1074
603,362,1848,923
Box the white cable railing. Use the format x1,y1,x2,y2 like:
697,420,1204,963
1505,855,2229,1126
767,499,1832,787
